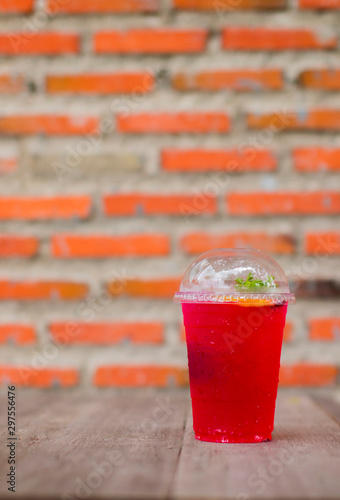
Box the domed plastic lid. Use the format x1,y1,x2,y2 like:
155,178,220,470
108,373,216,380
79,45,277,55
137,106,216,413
174,248,295,305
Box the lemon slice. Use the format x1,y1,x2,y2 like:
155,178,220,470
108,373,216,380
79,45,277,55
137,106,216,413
237,298,275,307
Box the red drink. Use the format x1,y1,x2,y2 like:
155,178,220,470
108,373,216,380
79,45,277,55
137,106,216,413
182,302,288,443
175,248,295,443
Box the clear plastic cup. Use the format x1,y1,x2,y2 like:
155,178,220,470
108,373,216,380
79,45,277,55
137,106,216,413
174,248,295,443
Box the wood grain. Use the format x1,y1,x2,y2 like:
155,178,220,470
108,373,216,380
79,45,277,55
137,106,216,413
0,388,188,500
0,390,339,499
170,393,340,499
313,395,340,425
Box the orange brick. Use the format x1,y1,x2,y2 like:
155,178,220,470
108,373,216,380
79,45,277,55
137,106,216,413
305,232,340,255
117,113,230,134
94,365,189,387
162,148,276,172
51,234,170,258
180,321,293,341
0,196,91,220
174,0,286,8
46,73,154,94
0,366,78,387
180,231,295,254
0,0,33,13
299,69,340,90
309,318,340,340
50,322,163,344
299,0,340,8
173,69,283,91
108,277,181,298
48,0,159,12
0,74,24,93
0,33,79,55
0,158,17,174
228,192,340,215
0,281,88,301
94,29,207,54
180,324,186,342
279,364,338,386
103,193,217,216
0,235,38,257
283,322,293,342
0,115,98,135
222,28,336,50
0,325,36,344
247,110,340,131
293,148,340,172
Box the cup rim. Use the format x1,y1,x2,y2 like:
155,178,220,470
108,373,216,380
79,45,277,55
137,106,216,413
174,291,295,305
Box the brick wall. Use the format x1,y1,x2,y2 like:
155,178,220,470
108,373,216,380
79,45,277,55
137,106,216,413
0,0,340,389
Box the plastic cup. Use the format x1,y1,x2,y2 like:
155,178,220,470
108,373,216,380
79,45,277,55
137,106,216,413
174,248,295,443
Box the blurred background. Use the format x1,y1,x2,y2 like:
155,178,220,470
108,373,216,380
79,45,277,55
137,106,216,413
0,0,339,389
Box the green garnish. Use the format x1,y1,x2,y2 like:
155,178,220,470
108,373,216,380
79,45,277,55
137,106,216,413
235,272,277,291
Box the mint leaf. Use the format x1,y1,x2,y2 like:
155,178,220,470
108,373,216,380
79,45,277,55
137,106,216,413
235,272,277,291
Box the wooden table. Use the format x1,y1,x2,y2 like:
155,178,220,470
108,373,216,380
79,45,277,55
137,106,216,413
0,388,340,500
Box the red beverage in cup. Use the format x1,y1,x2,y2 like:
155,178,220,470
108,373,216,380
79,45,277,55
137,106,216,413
183,302,287,443
175,249,295,444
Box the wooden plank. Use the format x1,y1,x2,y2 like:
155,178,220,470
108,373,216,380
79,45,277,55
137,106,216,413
313,395,340,425
0,388,189,500
1,390,340,500
0,388,66,450
170,393,340,499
